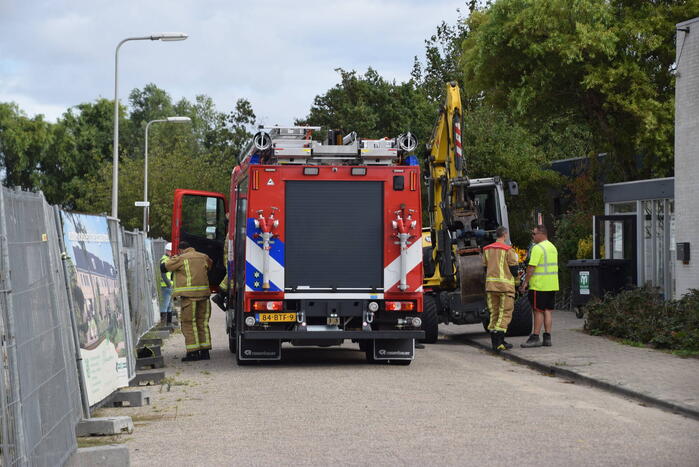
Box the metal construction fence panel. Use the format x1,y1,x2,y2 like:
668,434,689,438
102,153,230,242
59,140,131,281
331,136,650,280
107,219,137,383
122,231,159,343
151,238,166,266
0,186,166,466
0,188,83,467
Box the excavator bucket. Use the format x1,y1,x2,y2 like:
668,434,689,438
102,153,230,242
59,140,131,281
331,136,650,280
458,254,485,304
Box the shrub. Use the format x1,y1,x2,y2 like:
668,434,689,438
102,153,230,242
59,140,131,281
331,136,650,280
584,288,699,352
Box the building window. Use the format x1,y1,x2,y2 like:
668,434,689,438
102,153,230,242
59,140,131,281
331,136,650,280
610,202,636,214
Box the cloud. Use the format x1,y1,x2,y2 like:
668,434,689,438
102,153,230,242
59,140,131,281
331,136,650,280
0,0,467,124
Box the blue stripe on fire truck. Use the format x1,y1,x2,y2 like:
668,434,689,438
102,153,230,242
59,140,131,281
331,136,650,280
245,261,281,292
246,217,285,266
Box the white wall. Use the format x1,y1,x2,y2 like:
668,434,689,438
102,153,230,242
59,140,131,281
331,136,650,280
675,17,699,296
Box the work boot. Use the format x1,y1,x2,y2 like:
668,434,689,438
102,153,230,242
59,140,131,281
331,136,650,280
166,312,173,325
181,351,200,362
490,331,499,351
160,312,167,324
520,334,542,348
199,349,211,360
501,334,514,350
495,331,510,351
542,333,552,347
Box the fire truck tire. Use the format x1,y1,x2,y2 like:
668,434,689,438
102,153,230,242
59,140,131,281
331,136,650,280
388,359,412,366
420,294,439,344
365,341,376,363
235,351,253,366
506,295,533,337
228,330,237,354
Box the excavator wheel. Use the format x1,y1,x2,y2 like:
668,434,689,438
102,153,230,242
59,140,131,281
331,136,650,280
506,295,533,337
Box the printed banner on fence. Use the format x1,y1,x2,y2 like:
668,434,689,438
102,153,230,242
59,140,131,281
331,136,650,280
61,212,129,405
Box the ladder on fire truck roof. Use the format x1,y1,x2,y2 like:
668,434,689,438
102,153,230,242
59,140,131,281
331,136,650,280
241,126,418,166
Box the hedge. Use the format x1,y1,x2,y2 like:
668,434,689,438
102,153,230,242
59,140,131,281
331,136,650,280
584,287,699,353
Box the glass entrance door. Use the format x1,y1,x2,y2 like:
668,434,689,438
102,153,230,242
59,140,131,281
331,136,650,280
593,215,637,286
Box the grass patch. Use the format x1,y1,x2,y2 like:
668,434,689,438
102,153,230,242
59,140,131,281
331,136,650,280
671,349,699,358
620,339,644,348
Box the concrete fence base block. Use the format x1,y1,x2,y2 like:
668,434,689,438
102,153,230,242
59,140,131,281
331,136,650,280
137,337,163,347
129,369,166,386
149,330,170,340
136,355,165,370
67,445,130,467
76,416,134,436
111,390,150,407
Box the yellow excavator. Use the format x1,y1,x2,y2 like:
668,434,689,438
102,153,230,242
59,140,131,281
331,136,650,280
420,82,532,343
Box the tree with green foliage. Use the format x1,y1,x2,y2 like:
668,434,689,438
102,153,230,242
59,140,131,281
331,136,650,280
0,102,53,190
461,0,696,179
42,98,125,208
1,83,256,236
298,68,436,152
460,105,562,245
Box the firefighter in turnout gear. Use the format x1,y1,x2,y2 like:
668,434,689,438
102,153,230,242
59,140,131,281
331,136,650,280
482,226,519,351
165,241,213,361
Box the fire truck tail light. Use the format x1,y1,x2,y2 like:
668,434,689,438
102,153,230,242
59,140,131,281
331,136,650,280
303,167,319,176
252,301,283,311
385,301,414,311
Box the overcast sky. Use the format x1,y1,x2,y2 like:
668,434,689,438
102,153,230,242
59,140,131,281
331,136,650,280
0,1,466,126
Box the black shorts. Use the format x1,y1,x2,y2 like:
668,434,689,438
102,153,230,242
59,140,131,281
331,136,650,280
529,290,555,311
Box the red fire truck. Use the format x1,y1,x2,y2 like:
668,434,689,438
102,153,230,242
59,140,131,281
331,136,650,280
171,126,424,365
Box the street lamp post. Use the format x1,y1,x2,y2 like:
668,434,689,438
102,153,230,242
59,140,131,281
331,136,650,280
143,116,191,232
111,32,188,219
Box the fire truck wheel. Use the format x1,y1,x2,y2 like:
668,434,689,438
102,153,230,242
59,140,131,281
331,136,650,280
420,294,439,344
235,352,253,366
365,342,376,363
228,331,237,354
358,340,369,352
505,295,533,337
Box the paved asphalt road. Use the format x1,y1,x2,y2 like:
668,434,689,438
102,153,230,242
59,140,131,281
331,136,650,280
116,310,699,466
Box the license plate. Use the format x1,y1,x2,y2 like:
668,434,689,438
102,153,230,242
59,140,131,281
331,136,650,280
257,313,297,322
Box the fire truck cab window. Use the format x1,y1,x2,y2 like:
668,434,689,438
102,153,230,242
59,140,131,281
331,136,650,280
181,195,226,243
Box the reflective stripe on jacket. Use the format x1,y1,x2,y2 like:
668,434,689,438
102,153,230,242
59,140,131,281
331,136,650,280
165,248,213,298
482,241,519,293
528,240,559,291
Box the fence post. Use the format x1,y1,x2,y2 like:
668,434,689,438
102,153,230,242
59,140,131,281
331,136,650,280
0,186,27,465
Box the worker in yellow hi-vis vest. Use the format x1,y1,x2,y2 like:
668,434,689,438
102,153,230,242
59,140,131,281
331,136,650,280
164,241,213,361
520,224,559,348
482,226,519,351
